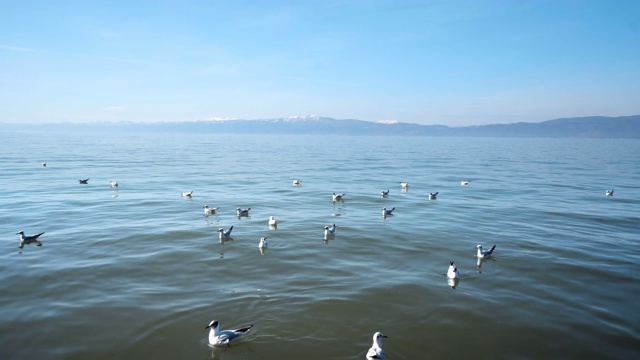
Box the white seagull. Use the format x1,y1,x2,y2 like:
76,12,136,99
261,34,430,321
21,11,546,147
218,226,233,239
204,205,219,216
382,207,395,216
429,192,438,200
332,193,346,201
79,178,89,184
381,190,389,197
16,230,45,249
477,244,496,258
366,332,388,360
606,190,614,197
293,179,301,186
447,261,460,279
268,216,277,227
182,191,193,198
258,237,268,249
324,223,338,237
461,180,470,186
400,182,409,188
205,320,253,348
236,207,251,216
110,181,118,188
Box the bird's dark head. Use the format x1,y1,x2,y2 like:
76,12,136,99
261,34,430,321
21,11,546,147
205,320,219,329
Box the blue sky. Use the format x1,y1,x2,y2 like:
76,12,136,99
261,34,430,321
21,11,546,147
1,0,639,125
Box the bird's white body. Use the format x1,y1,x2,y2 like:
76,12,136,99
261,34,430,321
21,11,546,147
258,237,268,249
429,192,438,200
366,332,388,360
461,180,470,186
205,320,253,347
182,191,193,197
332,193,346,201
447,261,460,279
110,181,118,188
17,231,45,249
293,179,301,186
477,244,496,258
204,205,219,216
400,182,409,188
268,216,277,226
218,226,233,239
382,207,395,216
324,224,337,236
606,190,614,197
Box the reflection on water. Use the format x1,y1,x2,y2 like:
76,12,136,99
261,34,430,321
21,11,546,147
447,277,459,289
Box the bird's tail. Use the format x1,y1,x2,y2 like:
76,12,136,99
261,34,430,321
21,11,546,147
490,245,496,251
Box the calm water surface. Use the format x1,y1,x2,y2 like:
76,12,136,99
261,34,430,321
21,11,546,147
0,131,638,359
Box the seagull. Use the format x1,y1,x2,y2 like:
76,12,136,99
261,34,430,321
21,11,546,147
381,190,389,197
477,244,496,258
236,208,251,216
218,226,233,239
42,162,46,167
79,178,89,184
332,193,346,201
268,216,277,227
110,181,118,188
447,261,460,279
205,320,253,348
461,180,470,186
16,231,45,249
293,179,301,186
606,190,614,197
382,207,395,216
428,192,438,200
366,332,388,360
204,205,219,216
324,224,337,237
400,182,409,188
258,237,268,249
182,191,193,198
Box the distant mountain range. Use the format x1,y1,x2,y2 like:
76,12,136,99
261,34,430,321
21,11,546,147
2,115,639,138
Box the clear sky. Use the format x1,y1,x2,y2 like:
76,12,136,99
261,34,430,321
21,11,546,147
1,0,639,126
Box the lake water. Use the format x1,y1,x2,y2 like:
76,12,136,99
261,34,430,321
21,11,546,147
1,130,638,359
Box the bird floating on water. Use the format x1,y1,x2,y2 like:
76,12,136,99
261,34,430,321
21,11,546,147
606,190,614,197
204,205,219,216
110,181,118,188
477,244,496,258
461,180,470,186
218,226,233,239
382,207,395,216
16,231,45,249
42,162,46,167
293,179,301,186
324,223,337,237
428,192,438,200
79,178,89,184
258,237,268,249
381,190,389,197
332,193,346,201
400,182,409,188
447,261,460,279
366,332,388,360
182,191,193,198
268,216,277,227
236,208,251,216
205,320,253,348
